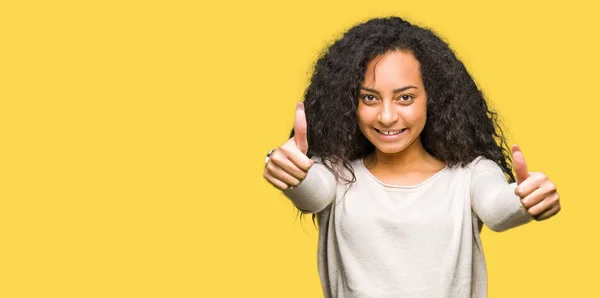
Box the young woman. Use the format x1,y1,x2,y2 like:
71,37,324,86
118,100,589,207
262,16,560,298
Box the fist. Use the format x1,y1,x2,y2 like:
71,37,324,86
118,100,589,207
263,102,314,191
512,145,561,221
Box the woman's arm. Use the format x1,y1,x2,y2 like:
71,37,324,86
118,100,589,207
470,158,533,232
263,102,336,213
282,159,336,213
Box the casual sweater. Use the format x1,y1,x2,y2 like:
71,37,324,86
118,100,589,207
283,156,532,298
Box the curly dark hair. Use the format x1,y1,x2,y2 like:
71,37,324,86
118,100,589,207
290,16,514,215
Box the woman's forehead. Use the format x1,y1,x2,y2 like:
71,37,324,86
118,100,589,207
363,50,422,88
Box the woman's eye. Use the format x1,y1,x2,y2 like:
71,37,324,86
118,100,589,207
399,94,414,102
361,94,376,101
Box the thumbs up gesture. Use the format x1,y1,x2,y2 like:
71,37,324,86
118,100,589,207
263,102,314,191
512,145,561,221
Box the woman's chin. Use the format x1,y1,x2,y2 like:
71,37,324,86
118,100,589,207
372,143,409,155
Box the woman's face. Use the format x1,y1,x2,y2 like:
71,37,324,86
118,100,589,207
357,50,427,155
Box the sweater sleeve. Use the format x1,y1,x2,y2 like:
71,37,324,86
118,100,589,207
282,157,337,213
470,157,533,232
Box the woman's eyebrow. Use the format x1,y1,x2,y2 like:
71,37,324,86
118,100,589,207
360,86,418,94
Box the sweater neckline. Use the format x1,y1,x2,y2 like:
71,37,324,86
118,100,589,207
358,157,449,189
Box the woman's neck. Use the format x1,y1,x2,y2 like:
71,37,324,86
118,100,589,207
365,140,444,173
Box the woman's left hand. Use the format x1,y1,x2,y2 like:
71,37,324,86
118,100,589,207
512,144,561,221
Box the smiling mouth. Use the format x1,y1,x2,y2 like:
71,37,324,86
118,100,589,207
374,128,407,135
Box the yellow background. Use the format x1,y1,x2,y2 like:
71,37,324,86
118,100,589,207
1,0,598,297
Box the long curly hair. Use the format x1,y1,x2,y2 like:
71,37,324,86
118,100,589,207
290,16,514,215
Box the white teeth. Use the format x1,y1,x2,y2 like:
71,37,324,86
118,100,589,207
380,129,402,135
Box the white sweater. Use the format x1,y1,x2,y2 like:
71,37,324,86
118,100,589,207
284,156,532,298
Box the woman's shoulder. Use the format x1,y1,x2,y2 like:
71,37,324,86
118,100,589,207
462,156,504,176
308,155,364,181
310,155,365,168
444,156,501,174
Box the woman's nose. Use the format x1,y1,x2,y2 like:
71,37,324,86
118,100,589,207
377,102,399,126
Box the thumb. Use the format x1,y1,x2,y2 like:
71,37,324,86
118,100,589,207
512,144,529,185
294,102,309,154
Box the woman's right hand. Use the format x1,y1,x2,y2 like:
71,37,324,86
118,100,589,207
263,102,314,191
